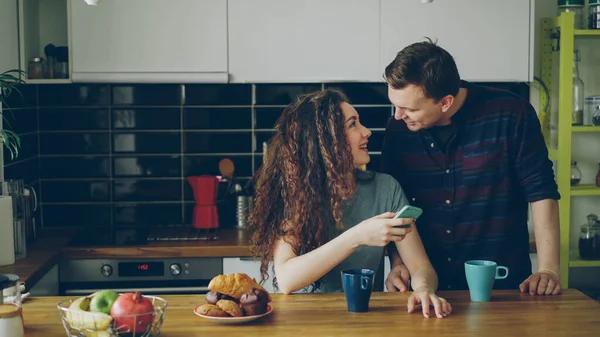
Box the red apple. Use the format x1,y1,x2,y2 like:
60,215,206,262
110,291,155,334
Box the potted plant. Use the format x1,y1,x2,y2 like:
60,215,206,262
0,68,25,266
0,69,26,163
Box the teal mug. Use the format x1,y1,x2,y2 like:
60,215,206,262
464,260,509,302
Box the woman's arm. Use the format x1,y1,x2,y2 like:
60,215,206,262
274,213,414,294
396,224,453,318
273,229,359,294
395,224,438,292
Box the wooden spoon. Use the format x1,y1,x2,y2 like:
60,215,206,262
219,158,235,179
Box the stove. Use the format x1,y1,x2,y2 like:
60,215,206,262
59,256,222,296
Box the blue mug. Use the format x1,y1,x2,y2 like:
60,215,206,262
341,268,374,312
464,260,509,302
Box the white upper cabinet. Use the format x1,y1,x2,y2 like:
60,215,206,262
228,0,381,83
0,0,19,73
380,0,533,82
70,0,228,83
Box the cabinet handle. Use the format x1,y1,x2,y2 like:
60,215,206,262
239,257,258,261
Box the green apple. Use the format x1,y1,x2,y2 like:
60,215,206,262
89,290,120,315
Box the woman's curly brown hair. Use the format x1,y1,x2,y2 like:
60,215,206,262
248,88,357,292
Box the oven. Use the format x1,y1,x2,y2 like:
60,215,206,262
59,257,222,296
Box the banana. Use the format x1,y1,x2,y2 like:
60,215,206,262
66,296,113,331
68,296,91,311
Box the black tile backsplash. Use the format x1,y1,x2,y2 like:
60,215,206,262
38,84,110,106
255,83,322,105
39,132,110,155
113,156,181,177
184,108,252,130
113,84,182,106
42,180,110,203
255,107,284,129
40,156,111,179
184,132,252,154
114,203,182,227
39,108,109,130
113,132,181,154
3,81,528,229
185,84,251,106
113,179,182,202
324,83,389,105
42,204,111,228
113,108,181,130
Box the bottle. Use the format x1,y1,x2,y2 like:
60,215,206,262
579,214,600,260
572,50,584,125
558,0,585,29
571,160,582,186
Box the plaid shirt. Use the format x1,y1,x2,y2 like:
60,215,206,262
382,81,560,290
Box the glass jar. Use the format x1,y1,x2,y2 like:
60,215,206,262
572,50,584,125
27,58,43,79
590,0,600,29
584,96,600,125
558,0,585,29
571,160,582,186
579,214,600,260
592,105,600,126
596,163,600,187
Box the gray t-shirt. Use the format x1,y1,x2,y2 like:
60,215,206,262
296,170,409,293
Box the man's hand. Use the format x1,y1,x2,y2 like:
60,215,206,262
519,270,561,295
385,263,411,292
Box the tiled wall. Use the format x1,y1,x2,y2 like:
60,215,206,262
2,81,529,229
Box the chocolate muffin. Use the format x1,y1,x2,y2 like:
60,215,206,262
240,288,269,316
205,290,237,305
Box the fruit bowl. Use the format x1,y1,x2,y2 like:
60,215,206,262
57,295,167,337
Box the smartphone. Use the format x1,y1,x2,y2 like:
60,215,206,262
392,205,423,228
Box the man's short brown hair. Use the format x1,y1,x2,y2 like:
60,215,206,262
384,38,461,102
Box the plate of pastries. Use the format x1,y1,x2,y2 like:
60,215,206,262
194,273,273,324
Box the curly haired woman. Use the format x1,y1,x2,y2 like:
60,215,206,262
249,88,451,318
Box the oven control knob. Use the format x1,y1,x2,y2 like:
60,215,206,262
100,264,113,277
170,263,181,276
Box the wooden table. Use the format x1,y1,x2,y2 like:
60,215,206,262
21,289,600,336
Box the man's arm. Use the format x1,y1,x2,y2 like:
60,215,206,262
510,102,562,295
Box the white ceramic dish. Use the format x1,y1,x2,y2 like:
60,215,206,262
193,304,272,325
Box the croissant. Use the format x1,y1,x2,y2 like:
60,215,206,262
208,273,272,302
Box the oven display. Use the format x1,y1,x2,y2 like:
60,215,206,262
118,262,164,277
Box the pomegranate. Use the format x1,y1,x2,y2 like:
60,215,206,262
110,291,155,334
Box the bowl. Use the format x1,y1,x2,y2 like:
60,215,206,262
57,295,167,337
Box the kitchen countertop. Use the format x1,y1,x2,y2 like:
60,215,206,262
21,289,600,337
61,228,253,259
1,228,538,293
0,229,79,292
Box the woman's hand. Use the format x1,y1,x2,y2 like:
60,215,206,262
407,286,452,318
350,212,414,247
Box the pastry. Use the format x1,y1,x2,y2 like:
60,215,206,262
216,299,244,317
208,273,272,301
240,288,269,316
205,290,237,305
196,303,229,317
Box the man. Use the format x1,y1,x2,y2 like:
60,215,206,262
381,39,561,295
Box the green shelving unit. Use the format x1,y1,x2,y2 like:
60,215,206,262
539,11,600,288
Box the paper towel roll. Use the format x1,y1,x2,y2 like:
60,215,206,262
0,195,15,266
